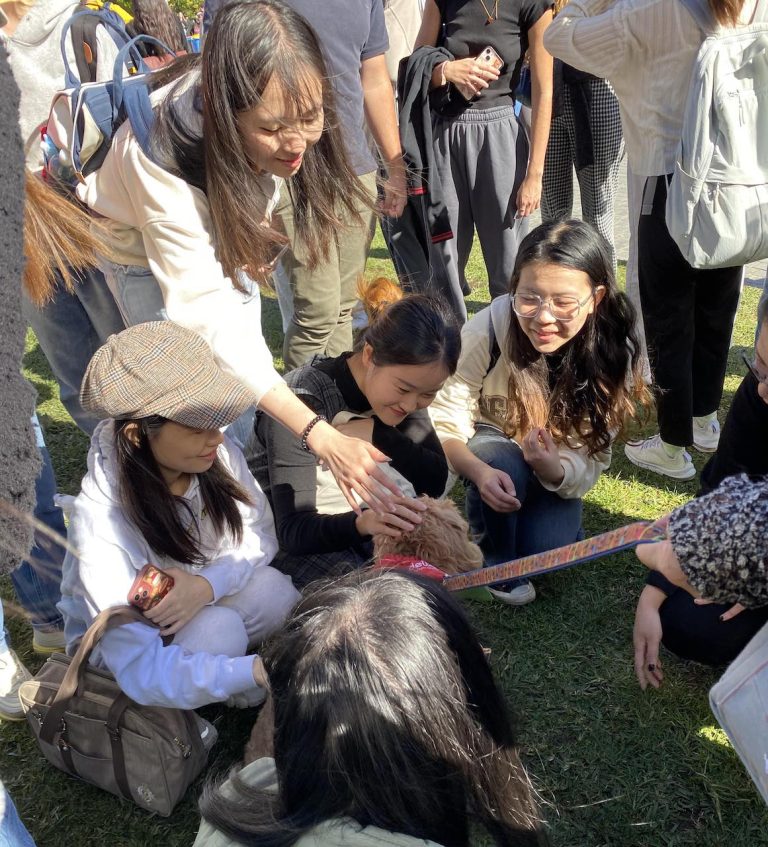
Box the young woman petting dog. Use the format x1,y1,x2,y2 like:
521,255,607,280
75,0,401,515
430,219,651,605
195,569,546,847
59,322,300,710
247,280,461,589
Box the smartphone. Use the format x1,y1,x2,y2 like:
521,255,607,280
478,45,504,72
128,564,175,611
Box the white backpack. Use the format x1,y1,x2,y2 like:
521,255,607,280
665,0,768,269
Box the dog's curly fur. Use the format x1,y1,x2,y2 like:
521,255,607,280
373,496,482,574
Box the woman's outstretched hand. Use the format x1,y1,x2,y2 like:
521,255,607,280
306,421,401,513
143,567,214,635
356,494,426,539
633,586,665,690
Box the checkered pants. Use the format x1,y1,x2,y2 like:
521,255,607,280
541,77,624,267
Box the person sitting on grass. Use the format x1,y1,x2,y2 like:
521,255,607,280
429,219,651,606
633,307,768,685
247,279,461,589
195,569,547,847
59,321,299,710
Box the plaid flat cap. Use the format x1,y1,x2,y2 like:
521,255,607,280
81,321,254,430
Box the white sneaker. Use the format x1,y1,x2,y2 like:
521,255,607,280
488,581,536,606
624,435,696,480
0,649,33,721
692,417,720,453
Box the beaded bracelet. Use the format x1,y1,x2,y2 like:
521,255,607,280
300,414,327,452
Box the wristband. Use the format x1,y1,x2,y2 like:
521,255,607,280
438,60,449,88
300,414,327,452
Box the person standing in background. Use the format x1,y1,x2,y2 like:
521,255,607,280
412,0,553,323
540,2,623,269
272,0,407,369
545,0,762,480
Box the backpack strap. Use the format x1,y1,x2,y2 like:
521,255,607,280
112,34,176,160
678,0,718,35
59,10,134,89
69,5,100,83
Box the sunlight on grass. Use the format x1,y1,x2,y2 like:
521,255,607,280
697,726,733,749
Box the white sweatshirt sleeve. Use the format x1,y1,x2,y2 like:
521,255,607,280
537,443,612,499
82,126,284,405
428,310,492,449
543,0,629,79
98,623,256,709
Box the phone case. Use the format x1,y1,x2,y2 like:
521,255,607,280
128,564,175,611
479,45,504,71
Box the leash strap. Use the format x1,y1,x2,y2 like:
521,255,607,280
442,516,670,592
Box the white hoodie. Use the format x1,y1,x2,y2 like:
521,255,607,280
58,420,279,709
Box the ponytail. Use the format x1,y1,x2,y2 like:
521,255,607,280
355,277,461,375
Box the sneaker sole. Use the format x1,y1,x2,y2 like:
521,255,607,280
692,440,718,454
624,452,696,480
0,708,26,722
488,586,537,606
32,641,65,656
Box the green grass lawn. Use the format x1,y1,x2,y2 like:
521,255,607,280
3,227,767,846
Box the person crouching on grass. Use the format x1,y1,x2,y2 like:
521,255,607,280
58,322,299,710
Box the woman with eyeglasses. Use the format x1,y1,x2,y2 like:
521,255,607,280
429,220,651,605
74,0,401,515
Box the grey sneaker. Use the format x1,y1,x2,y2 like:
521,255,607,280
624,435,696,480
0,649,32,721
692,417,720,453
488,581,536,606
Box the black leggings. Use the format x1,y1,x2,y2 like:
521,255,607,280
651,572,768,666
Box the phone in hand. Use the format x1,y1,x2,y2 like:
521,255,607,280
478,45,504,72
128,564,175,611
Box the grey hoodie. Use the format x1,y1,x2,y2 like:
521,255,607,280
2,0,117,169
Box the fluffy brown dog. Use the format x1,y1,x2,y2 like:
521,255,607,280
374,495,482,574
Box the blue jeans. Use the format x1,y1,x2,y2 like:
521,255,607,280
0,781,36,847
10,418,65,633
22,267,125,436
465,426,583,569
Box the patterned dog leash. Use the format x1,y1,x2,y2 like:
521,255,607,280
441,515,671,592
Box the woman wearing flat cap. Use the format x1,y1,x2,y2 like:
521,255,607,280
58,321,299,710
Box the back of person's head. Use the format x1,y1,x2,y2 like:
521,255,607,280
506,219,651,455
132,0,187,53
201,570,545,847
356,277,462,376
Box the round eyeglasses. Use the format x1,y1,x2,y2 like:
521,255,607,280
511,290,596,322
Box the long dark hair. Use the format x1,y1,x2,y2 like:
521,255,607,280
151,0,371,285
504,219,651,456
131,0,187,53
356,277,462,375
114,416,252,564
200,570,546,847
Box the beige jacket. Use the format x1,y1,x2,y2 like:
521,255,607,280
76,73,283,404
428,296,611,499
194,758,443,847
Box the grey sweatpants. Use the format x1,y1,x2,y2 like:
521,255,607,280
432,103,530,322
